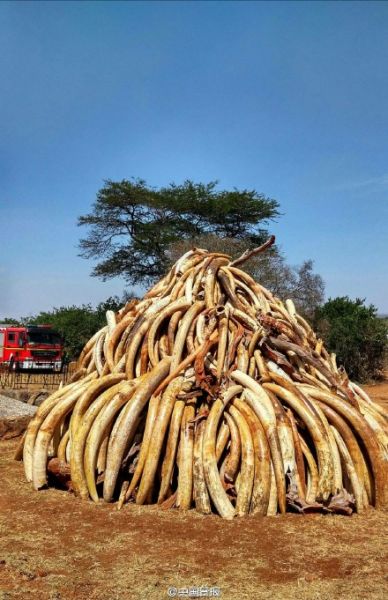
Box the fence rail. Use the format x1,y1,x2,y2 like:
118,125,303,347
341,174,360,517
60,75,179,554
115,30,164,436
0,364,75,392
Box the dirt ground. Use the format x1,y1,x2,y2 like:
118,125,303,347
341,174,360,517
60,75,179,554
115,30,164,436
363,379,388,412
1,384,387,600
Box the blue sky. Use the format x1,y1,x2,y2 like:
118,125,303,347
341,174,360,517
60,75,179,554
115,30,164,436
1,0,387,317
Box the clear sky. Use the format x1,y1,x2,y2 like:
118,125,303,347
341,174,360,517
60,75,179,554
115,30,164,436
1,0,387,318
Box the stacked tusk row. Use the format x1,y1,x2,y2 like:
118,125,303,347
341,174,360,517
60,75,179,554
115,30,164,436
20,241,388,518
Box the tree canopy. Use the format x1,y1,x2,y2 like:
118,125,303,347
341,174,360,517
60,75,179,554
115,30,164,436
78,179,280,287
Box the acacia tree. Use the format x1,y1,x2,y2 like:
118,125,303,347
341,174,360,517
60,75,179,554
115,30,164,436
78,179,280,287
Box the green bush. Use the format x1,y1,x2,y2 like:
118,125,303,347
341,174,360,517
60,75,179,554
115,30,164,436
315,297,387,382
20,294,135,361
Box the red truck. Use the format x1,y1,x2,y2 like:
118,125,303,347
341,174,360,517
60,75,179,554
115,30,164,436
0,324,64,372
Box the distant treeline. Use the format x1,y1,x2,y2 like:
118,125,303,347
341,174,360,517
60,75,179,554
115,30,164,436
2,295,386,383
0,293,135,363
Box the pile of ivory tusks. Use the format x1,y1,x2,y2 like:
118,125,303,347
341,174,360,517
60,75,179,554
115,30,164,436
19,239,388,518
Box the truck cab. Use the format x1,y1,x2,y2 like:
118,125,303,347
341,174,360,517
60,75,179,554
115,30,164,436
0,325,63,372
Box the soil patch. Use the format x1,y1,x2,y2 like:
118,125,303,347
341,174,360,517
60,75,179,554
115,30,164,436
1,384,387,600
